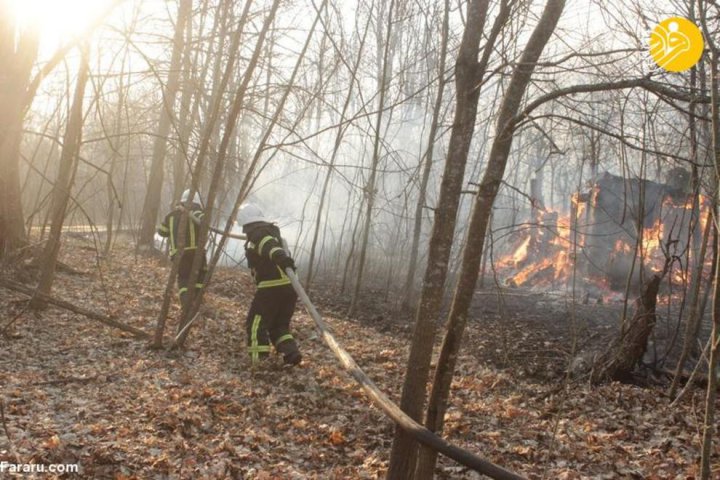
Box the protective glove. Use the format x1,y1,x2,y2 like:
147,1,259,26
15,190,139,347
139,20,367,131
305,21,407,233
278,256,296,272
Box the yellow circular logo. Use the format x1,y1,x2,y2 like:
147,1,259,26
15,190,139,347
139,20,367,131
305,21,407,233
649,17,704,72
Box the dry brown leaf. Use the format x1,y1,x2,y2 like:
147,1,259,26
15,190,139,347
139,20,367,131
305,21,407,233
328,429,345,446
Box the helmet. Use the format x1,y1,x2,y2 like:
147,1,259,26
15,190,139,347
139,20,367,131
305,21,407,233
237,203,268,226
181,189,202,205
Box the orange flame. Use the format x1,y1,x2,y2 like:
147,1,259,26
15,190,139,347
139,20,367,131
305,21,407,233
496,190,711,301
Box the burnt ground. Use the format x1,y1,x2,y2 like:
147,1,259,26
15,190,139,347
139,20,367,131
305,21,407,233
318,283,693,383
1,236,718,479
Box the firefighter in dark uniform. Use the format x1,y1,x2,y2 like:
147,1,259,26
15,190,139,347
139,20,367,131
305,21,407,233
237,203,302,366
157,189,207,321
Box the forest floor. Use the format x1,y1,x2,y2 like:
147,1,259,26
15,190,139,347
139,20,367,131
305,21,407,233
0,236,717,479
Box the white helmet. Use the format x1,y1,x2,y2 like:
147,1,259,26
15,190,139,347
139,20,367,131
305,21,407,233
237,203,268,226
181,189,202,205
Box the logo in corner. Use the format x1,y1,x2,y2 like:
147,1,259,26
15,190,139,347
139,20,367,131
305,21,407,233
649,17,704,72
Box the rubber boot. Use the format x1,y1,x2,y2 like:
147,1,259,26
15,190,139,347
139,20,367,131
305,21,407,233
276,338,302,366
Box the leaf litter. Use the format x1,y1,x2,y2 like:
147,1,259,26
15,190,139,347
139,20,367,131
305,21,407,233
0,238,717,479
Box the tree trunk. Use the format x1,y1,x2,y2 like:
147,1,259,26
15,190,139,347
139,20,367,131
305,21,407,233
104,55,129,256
349,0,396,316
700,233,720,480
0,9,38,257
387,1,499,477
670,208,712,397
153,0,252,347
33,45,90,305
171,0,199,203
591,274,661,384
137,0,192,251
179,0,308,346
305,10,371,290
202,0,324,272
669,38,707,397
401,0,450,309
416,1,566,476
340,192,364,294
700,25,719,480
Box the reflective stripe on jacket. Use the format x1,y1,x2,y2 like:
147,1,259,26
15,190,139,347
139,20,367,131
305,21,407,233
157,203,205,256
244,222,292,288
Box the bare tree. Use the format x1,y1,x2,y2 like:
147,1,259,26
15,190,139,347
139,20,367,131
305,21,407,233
176,0,287,345
0,0,123,260
153,0,254,347
33,45,91,304
104,53,130,256
388,0,511,476
349,0,396,315
0,4,38,256
305,8,372,291
401,0,450,308
416,0,566,475
136,0,192,252
699,2,720,477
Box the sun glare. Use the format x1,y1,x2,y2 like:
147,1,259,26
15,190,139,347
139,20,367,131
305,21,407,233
11,0,112,44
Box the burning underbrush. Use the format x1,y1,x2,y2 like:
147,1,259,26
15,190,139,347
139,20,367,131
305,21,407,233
494,172,712,305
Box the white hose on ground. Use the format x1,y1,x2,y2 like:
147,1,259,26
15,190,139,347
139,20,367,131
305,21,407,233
284,267,525,480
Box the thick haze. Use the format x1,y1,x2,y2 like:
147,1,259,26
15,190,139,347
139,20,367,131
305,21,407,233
14,0,714,283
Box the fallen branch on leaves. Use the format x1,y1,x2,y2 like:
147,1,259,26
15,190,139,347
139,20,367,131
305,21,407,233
27,374,112,387
285,268,526,480
0,279,150,340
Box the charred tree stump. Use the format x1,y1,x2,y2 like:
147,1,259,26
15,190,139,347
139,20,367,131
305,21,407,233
591,274,661,384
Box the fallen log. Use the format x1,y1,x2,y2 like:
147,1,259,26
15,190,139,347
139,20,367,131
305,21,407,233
0,279,150,340
25,373,119,387
28,374,109,387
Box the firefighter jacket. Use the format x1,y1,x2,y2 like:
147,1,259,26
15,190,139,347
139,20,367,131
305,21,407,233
244,222,294,289
157,203,205,257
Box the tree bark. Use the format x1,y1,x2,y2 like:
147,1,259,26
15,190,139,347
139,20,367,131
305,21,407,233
387,1,500,477
137,0,192,251
591,274,661,384
0,8,38,257
349,0,396,316
401,0,450,309
32,45,90,305
305,10,371,291
153,0,252,347
700,16,719,478
416,1,566,476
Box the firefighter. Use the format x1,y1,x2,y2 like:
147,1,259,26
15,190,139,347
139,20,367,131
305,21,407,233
237,203,302,366
157,189,207,322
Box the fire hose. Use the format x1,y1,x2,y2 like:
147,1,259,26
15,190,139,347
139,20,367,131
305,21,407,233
176,230,525,479
284,267,525,479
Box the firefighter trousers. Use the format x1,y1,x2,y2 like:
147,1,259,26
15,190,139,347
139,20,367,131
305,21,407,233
246,285,301,365
176,250,207,324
